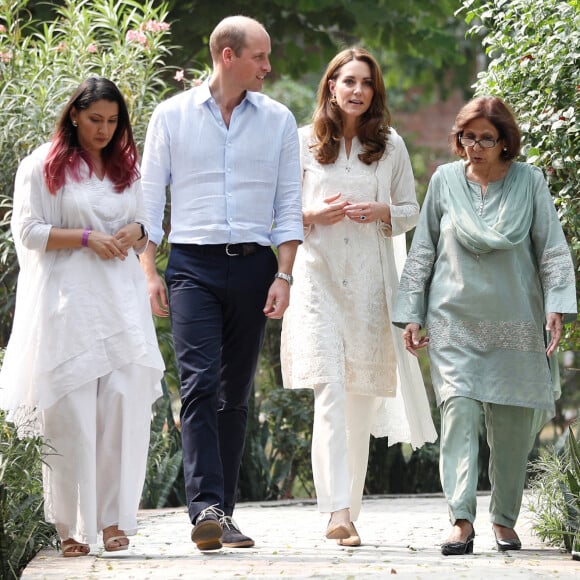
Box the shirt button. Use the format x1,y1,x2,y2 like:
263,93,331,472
342,280,348,287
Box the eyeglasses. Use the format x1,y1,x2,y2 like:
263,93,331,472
459,135,500,149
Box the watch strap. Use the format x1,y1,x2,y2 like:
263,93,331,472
136,222,146,241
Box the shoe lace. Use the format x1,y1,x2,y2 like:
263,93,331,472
219,515,240,532
198,503,225,521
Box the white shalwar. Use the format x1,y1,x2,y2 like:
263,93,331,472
0,143,164,543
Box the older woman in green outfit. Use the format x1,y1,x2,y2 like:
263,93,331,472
392,96,577,556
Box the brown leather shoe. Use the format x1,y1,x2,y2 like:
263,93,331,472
337,522,361,547
191,505,223,551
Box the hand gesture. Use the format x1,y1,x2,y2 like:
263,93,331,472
86,230,129,261
545,312,564,357
147,272,170,317
345,201,390,224
114,222,142,252
402,323,430,357
304,193,349,226
263,278,290,319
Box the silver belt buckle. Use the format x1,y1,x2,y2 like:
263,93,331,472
225,243,239,256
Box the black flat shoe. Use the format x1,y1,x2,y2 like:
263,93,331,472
441,529,475,556
493,529,521,551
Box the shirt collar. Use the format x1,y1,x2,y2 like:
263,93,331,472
193,81,213,106
194,81,260,109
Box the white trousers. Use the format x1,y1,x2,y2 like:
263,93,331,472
312,383,376,521
41,364,154,544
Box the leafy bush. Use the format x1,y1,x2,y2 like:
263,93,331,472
527,424,580,554
140,378,185,509
0,371,57,579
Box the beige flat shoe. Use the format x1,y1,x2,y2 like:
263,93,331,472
61,539,90,557
103,525,130,552
337,522,361,547
325,520,350,540
104,535,129,552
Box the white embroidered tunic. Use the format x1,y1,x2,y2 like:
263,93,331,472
0,143,164,417
281,126,437,447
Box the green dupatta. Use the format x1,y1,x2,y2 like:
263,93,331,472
440,161,534,254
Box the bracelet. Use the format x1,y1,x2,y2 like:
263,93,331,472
81,228,92,247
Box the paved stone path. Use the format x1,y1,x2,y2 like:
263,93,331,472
22,493,578,579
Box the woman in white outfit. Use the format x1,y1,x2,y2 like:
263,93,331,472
0,78,164,557
280,48,436,546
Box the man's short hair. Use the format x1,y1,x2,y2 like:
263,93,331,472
209,15,265,60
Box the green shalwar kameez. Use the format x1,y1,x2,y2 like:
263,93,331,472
392,160,577,528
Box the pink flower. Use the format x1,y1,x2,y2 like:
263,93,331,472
0,50,12,63
126,29,148,45
143,20,170,33
56,41,67,52
174,69,184,82
0,24,7,34
87,43,97,53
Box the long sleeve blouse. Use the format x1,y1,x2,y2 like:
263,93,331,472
281,126,437,447
0,143,164,419
392,161,577,421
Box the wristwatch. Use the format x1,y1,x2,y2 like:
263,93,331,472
136,222,146,241
274,272,294,286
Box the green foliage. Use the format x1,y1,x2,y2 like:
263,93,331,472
141,378,185,509
0,397,57,579
460,0,580,350
264,76,316,126
0,0,179,347
166,0,475,101
528,423,580,552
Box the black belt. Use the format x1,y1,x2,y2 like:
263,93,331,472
223,243,262,256
179,243,264,257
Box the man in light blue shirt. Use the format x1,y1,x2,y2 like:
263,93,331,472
140,15,303,551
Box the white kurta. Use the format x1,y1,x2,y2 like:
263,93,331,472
0,144,165,542
0,143,164,415
281,127,436,447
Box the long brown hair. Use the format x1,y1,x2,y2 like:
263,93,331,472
310,47,391,165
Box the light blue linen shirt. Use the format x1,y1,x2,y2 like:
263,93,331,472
140,81,303,247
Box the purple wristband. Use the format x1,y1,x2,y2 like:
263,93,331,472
81,228,92,247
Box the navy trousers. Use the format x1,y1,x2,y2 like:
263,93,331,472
166,243,277,523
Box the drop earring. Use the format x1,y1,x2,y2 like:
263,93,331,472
72,120,78,127
330,94,337,105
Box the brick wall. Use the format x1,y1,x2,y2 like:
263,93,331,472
392,91,465,174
